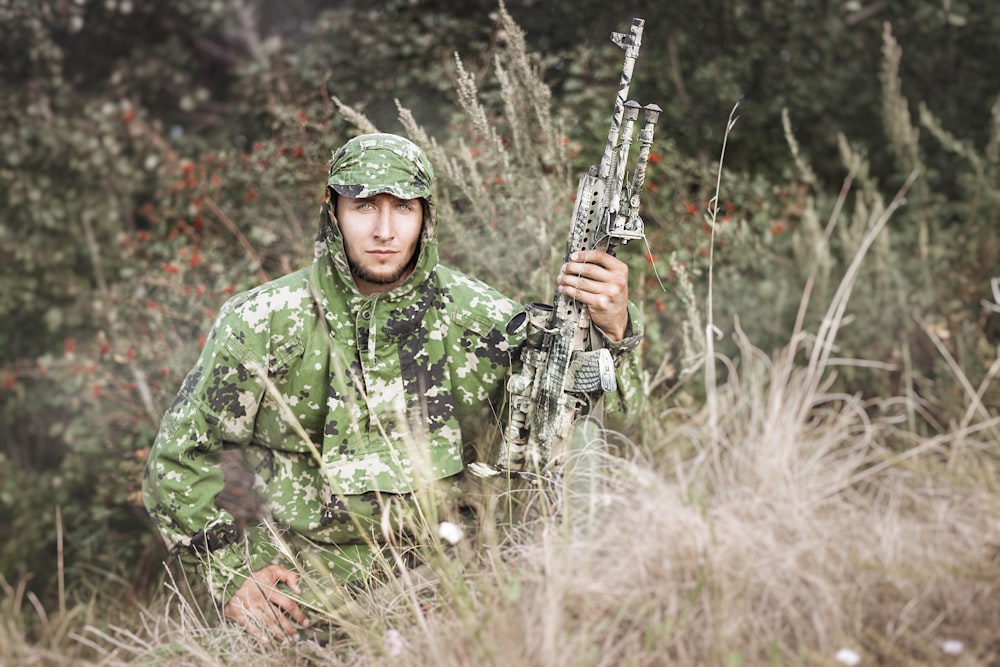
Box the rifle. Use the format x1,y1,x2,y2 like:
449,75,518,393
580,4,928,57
475,18,661,477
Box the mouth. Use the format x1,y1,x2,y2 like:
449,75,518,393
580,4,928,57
368,249,398,258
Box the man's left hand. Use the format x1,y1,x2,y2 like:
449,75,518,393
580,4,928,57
557,249,630,341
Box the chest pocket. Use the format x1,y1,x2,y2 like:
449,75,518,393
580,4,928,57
250,338,322,452
267,339,305,375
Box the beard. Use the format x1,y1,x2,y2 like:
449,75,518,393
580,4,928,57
345,244,419,288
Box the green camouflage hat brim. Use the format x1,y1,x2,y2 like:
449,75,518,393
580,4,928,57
328,133,434,203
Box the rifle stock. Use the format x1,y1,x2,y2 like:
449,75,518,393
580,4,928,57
475,17,660,478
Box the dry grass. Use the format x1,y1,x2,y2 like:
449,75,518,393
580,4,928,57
15,285,996,665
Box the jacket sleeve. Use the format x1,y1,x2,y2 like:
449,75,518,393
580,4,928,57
596,300,645,417
142,299,271,604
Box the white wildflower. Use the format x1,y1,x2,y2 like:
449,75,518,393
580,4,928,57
835,648,861,666
383,628,404,657
942,639,964,655
438,521,464,545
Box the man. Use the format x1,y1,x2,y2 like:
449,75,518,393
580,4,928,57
143,133,642,641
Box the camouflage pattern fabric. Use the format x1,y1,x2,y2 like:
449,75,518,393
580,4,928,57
142,133,644,604
326,133,435,202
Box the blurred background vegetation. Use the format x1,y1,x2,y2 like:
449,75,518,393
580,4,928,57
1,0,998,633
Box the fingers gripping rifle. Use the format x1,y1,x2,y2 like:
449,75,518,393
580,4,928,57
479,18,661,477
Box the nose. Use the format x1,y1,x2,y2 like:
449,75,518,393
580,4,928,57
372,202,394,240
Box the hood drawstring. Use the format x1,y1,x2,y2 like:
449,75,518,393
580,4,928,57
367,297,378,366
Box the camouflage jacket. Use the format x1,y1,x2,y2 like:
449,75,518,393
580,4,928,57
143,207,643,603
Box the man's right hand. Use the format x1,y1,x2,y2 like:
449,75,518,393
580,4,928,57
223,564,309,642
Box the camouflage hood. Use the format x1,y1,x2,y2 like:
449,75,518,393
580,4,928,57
314,133,438,301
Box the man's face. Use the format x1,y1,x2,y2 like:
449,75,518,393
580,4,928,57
335,193,424,295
